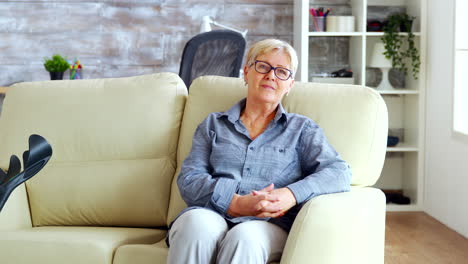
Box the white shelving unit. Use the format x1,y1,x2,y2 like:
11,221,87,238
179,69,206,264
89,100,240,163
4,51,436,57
294,0,426,211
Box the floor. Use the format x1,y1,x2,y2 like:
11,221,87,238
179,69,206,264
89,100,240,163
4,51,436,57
385,212,468,264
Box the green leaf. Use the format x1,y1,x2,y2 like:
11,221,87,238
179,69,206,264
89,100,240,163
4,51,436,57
381,13,420,80
43,54,70,73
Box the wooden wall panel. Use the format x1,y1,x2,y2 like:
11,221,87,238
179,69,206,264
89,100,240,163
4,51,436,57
0,3,102,33
222,4,293,35
0,0,294,86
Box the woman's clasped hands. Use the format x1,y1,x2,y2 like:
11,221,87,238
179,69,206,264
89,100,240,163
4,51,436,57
227,184,297,218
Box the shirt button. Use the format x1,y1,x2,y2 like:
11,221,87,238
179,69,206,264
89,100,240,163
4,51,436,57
279,149,284,153
246,168,250,171
249,147,254,150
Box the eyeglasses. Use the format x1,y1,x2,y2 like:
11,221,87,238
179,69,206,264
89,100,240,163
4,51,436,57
251,60,293,81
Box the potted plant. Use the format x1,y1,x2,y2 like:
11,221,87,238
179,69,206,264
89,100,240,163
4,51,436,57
43,54,70,80
381,13,421,79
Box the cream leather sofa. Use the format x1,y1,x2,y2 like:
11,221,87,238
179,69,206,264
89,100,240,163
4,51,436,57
0,72,387,264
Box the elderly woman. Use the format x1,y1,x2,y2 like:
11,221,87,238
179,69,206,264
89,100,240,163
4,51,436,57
167,39,352,264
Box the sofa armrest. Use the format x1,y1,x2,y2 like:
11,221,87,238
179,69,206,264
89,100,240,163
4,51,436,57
0,183,32,230
280,187,385,264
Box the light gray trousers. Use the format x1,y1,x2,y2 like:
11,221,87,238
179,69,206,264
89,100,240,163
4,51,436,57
167,208,288,264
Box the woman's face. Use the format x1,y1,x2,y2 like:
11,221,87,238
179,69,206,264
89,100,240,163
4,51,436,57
244,50,294,105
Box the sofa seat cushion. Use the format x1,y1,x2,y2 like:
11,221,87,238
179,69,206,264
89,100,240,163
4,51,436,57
0,226,166,264
114,240,168,264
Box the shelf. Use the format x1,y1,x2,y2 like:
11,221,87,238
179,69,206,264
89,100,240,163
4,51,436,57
307,32,421,37
308,32,363,37
387,144,419,152
377,89,419,95
386,204,421,211
295,0,425,213
368,0,406,6
366,32,421,37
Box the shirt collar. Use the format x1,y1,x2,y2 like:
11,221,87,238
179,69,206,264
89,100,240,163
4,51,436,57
220,98,288,124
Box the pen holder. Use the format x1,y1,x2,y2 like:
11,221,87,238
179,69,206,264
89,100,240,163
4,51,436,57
310,16,325,32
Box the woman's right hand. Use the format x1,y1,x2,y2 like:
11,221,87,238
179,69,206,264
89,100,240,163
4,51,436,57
227,184,282,218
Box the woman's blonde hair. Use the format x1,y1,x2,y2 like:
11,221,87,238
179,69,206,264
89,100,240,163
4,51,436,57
245,39,298,78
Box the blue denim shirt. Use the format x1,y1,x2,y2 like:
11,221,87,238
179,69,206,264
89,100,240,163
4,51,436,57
176,99,352,232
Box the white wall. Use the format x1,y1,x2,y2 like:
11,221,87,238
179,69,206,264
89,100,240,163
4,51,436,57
425,0,468,238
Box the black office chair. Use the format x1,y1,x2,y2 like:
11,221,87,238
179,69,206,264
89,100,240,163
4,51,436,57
179,30,246,91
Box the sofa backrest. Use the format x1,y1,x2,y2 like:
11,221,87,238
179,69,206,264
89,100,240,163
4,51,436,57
167,75,388,225
0,73,187,227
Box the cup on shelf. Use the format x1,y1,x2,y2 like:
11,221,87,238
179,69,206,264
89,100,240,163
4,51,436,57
326,16,355,32
310,16,326,32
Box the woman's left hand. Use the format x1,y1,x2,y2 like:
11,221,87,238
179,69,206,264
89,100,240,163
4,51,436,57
252,185,297,218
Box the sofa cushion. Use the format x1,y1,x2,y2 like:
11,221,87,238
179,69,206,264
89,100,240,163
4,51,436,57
0,73,187,227
28,159,175,226
114,240,168,264
0,226,166,264
167,75,387,225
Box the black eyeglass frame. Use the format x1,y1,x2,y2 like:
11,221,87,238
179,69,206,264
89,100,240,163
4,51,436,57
250,60,293,81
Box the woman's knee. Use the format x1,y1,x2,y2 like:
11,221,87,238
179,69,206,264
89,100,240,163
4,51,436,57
170,209,228,242
222,221,269,250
